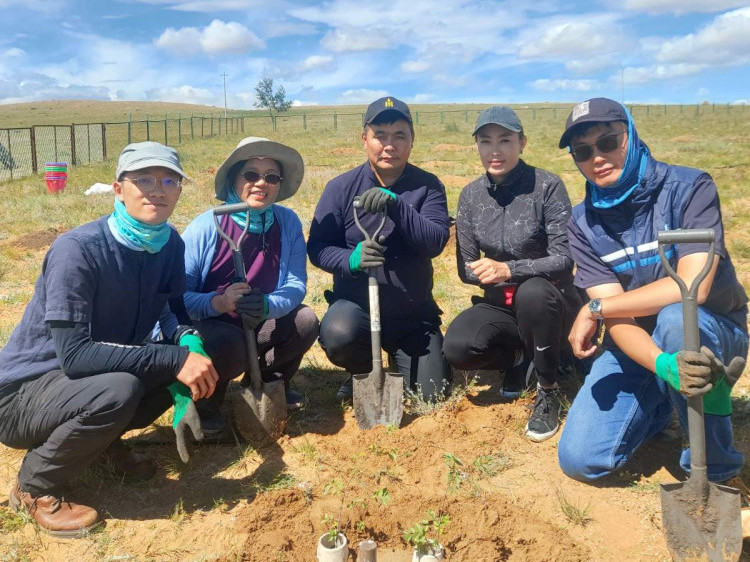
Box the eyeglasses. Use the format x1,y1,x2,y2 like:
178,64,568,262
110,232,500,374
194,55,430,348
242,170,283,185
569,131,625,162
123,175,182,193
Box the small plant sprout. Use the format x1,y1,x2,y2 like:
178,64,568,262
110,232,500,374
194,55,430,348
443,453,465,493
556,489,592,527
403,509,450,556
323,479,344,496
321,513,342,545
372,487,391,506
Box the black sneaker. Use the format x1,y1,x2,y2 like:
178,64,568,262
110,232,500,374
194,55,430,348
501,356,535,400
525,385,561,442
197,408,225,440
336,375,353,402
286,388,304,410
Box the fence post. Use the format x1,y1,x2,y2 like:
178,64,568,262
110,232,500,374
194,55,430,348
241,116,245,133
127,113,132,144
415,111,419,125
190,117,194,139
273,115,277,131
333,112,337,130
30,126,38,173
53,125,58,162
303,113,307,130
7,130,13,180
146,119,150,141
532,108,537,120
201,117,204,137
101,123,107,160
70,125,77,166
87,124,91,163
440,111,444,124
178,117,182,143
211,116,214,136
163,120,168,145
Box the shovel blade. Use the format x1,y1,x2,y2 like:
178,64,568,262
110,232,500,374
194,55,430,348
353,371,404,430
231,379,287,442
660,481,742,562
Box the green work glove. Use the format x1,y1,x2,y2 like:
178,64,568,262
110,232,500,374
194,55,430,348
701,347,746,416
349,238,385,273
236,289,268,329
168,330,209,463
655,350,714,397
359,186,396,214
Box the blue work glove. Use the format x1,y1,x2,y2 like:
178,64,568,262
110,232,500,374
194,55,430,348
349,237,385,273
235,288,268,329
359,187,396,214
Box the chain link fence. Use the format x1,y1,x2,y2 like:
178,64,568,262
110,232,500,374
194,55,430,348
1,103,745,183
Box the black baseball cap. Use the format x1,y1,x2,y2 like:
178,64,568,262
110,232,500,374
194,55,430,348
558,97,628,148
363,96,412,126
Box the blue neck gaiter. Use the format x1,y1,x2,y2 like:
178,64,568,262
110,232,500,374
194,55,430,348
580,105,651,209
225,186,274,233
107,198,171,253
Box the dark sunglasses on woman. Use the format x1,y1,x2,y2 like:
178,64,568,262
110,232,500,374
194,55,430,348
569,131,625,162
243,170,283,185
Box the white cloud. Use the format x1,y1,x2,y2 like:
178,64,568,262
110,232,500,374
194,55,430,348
401,60,430,73
620,63,706,85
339,88,388,104
291,99,318,107
302,55,333,71
411,93,436,103
518,18,623,59
530,78,600,92
321,27,394,52
147,85,215,104
620,0,748,15
3,48,25,57
156,20,265,57
655,7,750,66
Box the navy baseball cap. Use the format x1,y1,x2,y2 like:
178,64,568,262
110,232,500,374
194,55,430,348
558,98,628,148
363,96,412,126
473,106,523,136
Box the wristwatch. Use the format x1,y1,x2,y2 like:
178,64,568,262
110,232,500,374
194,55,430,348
588,298,604,319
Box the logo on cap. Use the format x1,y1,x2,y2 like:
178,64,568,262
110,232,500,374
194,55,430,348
571,101,590,123
384,98,394,108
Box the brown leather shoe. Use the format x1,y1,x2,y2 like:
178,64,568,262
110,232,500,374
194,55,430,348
97,439,156,481
9,481,99,538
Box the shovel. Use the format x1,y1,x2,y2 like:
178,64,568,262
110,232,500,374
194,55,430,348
351,198,404,429
657,228,742,562
213,202,287,441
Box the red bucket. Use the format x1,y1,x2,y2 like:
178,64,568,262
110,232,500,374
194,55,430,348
45,176,67,194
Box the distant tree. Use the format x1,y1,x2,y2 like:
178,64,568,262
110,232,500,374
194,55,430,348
254,77,292,118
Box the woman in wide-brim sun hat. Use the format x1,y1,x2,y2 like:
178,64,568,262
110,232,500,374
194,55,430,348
175,137,319,434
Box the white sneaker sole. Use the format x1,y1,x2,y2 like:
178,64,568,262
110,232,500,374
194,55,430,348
525,422,560,443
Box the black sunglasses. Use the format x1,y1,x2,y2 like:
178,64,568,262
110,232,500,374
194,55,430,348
242,170,283,185
569,131,625,163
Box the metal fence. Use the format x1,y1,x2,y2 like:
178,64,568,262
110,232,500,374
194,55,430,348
1,103,746,183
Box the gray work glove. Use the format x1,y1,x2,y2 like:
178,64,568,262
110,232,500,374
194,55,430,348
236,288,268,329
349,237,385,272
359,187,397,214
167,382,204,463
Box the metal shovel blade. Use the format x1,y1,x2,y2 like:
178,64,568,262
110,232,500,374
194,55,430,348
231,378,287,442
353,370,404,430
660,480,742,561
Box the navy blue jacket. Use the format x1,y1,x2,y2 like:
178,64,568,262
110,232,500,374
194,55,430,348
568,156,748,332
308,162,450,321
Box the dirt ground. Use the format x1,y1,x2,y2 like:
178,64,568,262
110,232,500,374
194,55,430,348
2,357,750,562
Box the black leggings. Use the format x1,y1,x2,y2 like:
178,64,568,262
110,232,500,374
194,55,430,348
318,299,451,400
442,277,577,387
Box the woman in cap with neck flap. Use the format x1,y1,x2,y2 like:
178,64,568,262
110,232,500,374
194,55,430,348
177,137,319,435
558,98,748,483
442,106,579,443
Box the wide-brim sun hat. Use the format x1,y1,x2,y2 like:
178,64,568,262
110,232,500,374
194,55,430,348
214,136,304,202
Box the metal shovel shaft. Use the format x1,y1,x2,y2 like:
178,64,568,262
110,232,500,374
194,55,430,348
657,229,741,562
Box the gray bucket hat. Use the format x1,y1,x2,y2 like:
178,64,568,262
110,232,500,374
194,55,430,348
116,141,188,180
214,137,304,202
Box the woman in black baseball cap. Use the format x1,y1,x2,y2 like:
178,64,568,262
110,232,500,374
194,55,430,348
558,97,748,485
443,106,579,443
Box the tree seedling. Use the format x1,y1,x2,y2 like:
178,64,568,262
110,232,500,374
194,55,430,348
321,513,345,548
403,509,450,556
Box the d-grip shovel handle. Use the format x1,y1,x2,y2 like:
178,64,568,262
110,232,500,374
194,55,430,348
212,203,263,391
657,228,715,491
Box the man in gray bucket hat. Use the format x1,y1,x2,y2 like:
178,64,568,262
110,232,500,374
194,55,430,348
0,141,218,537
308,96,451,403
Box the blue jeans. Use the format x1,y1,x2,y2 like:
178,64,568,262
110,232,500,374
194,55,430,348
558,303,748,483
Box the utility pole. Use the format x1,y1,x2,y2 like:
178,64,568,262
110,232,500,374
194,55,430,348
221,72,228,117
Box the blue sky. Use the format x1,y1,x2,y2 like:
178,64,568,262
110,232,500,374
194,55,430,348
1,0,748,108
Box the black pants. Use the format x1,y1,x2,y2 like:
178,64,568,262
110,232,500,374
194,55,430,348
0,306,319,495
194,305,319,414
442,277,577,387
318,299,451,400
0,370,162,495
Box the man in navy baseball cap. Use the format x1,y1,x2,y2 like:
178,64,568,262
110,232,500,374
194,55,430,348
308,95,451,404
